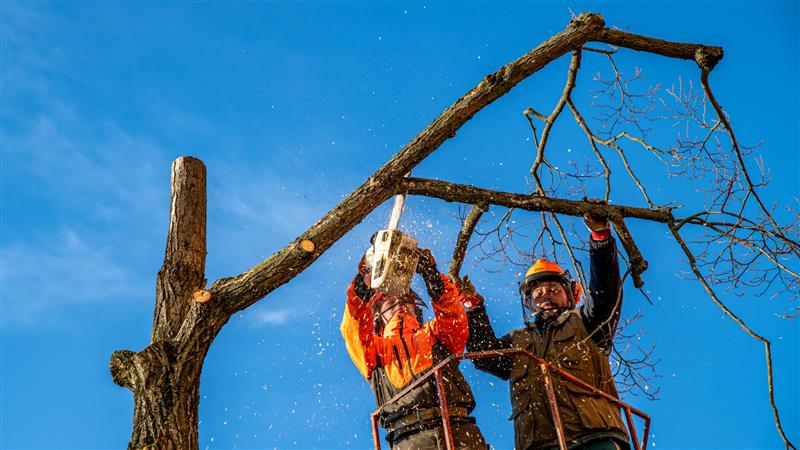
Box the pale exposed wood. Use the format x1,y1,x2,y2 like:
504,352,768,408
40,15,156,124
192,289,211,303
299,239,316,253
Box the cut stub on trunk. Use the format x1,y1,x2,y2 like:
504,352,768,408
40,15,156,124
192,289,212,304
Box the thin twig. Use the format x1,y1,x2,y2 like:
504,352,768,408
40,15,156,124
669,222,796,450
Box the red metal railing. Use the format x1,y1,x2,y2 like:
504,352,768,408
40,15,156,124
370,349,651,450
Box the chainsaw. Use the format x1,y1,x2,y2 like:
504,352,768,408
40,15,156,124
366,190,419,296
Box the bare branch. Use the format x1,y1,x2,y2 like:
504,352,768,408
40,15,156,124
450,203,489,278
700,69,800,259
401,177,673,223
531,49,583,192
568,98,612,200
669,222,796,450
610,216,648,288
593,29,723,70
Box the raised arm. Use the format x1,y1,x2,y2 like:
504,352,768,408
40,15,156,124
579,223,623,352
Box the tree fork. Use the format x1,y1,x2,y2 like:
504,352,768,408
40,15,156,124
111,157,210,449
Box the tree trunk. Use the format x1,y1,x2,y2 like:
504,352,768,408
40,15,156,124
111,343,201,449
111,157,209,449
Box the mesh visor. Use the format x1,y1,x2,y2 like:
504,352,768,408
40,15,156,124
372,290,427,317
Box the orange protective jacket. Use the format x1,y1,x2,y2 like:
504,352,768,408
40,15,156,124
341,273,469,389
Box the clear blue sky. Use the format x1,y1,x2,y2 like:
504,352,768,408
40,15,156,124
1,2,797,449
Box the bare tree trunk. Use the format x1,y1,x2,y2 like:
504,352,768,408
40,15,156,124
111,157,209,449
110,343,201,449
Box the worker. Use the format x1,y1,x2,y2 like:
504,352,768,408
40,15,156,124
341,246,488,450
461,207,630,450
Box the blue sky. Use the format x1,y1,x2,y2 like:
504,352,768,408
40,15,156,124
1,2,797,449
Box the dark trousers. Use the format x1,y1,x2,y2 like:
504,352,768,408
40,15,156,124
534,435,630,450
390,421,487,450
579,437,629,450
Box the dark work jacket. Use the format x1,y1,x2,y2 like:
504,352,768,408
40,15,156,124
370,341,477,441
466,237,627,450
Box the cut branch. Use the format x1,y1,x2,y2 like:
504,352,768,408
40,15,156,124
109,11,799,450
610,215,648,288
593,29,723,70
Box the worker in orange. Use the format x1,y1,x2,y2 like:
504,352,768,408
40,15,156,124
461,206,630,450
341,246,488,450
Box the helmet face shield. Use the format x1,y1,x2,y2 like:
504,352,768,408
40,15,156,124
371,290,427,326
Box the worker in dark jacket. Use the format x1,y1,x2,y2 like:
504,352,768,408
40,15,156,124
461,209,629,450
341,247,487,450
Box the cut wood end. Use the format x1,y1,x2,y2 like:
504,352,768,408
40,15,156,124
299,239,315,253
192,289,212,303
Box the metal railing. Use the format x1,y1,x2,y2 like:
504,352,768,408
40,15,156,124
370,349,650,450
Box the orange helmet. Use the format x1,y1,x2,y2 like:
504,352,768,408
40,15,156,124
519,259,583,309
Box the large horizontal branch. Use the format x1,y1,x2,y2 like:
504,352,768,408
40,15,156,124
593,28,724,70
400,177,673,223
205,13,609,317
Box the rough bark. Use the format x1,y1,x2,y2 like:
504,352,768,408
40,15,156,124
593,28,723,71
111,343,200,450
112,157,211,449
400,177,673,223
153,157,207,342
